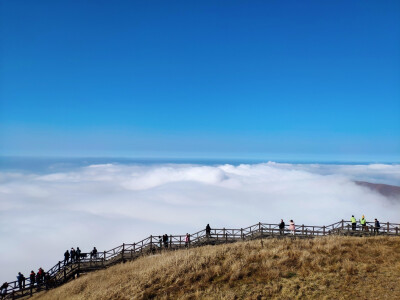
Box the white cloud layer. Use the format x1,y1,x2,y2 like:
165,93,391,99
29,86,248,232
1,162,400,282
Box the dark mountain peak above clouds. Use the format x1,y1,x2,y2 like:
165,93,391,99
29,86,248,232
355,181,400,198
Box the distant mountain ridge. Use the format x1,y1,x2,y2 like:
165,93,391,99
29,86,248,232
355,181,400,198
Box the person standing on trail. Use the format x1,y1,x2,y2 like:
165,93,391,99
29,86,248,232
64,250,70,265
206,224,211,238
289,220,295,235
163,234,169,248
185,233,190,248
91,247,98,259
29,271,35,287
351,215,357,231
374,218,380,234
279,219,285,235
38,268,45,284
70,248,76,263
44,273,51,290
36,272,41,289
360,215,367,231
0,282,8,298
41,268,45,280
17,272,25,290
76,247,82,261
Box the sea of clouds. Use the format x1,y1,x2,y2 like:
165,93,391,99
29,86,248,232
1,162,399,282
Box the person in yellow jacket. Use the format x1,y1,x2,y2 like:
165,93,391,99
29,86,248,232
351,215,357,231
359,215,367,231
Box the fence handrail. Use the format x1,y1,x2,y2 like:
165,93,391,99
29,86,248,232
2,219,400,299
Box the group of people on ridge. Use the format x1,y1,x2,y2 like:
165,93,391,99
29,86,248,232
64,247,98,265
277,216,381,235
278,219,296,235
26,268,50,290
351,215,380,233
159,233,191,249
1,246,100,297
1,268,50,298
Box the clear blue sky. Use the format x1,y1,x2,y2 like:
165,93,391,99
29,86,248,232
0,0,399,161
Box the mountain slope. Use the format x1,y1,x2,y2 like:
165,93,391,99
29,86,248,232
355,181,400,198
32,236,400,300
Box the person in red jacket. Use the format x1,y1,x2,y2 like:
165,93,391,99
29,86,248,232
29,271,36,287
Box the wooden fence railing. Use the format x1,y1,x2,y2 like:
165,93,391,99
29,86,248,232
2,219,399,299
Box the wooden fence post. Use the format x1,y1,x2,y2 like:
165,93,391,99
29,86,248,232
122,243,125,261
169,235,172,248
323,226,326,235
396,227,398,235
58,261,61,272
258,222,261,232
150,236,153,250
301,225,304,235
387,222,390,233
341,219,344,229
241,228,244,240
77,258,80,278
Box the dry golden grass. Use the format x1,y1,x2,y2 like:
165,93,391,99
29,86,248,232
32,236,400,300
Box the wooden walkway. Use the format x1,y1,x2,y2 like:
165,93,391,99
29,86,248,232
2,219,399,299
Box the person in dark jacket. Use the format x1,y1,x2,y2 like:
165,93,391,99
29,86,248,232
374,218,381,234
44,273,51,290
35,273,41,290
279,219,285,235
206,224,211,238
64,250,70,265
76,247,82,261
163,234,169,248
29,271,35,287
17,272,25,290
70,248,76,263
90,247,98,259
1,282,9,297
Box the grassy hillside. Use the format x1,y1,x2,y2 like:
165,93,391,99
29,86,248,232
32,236,400,300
